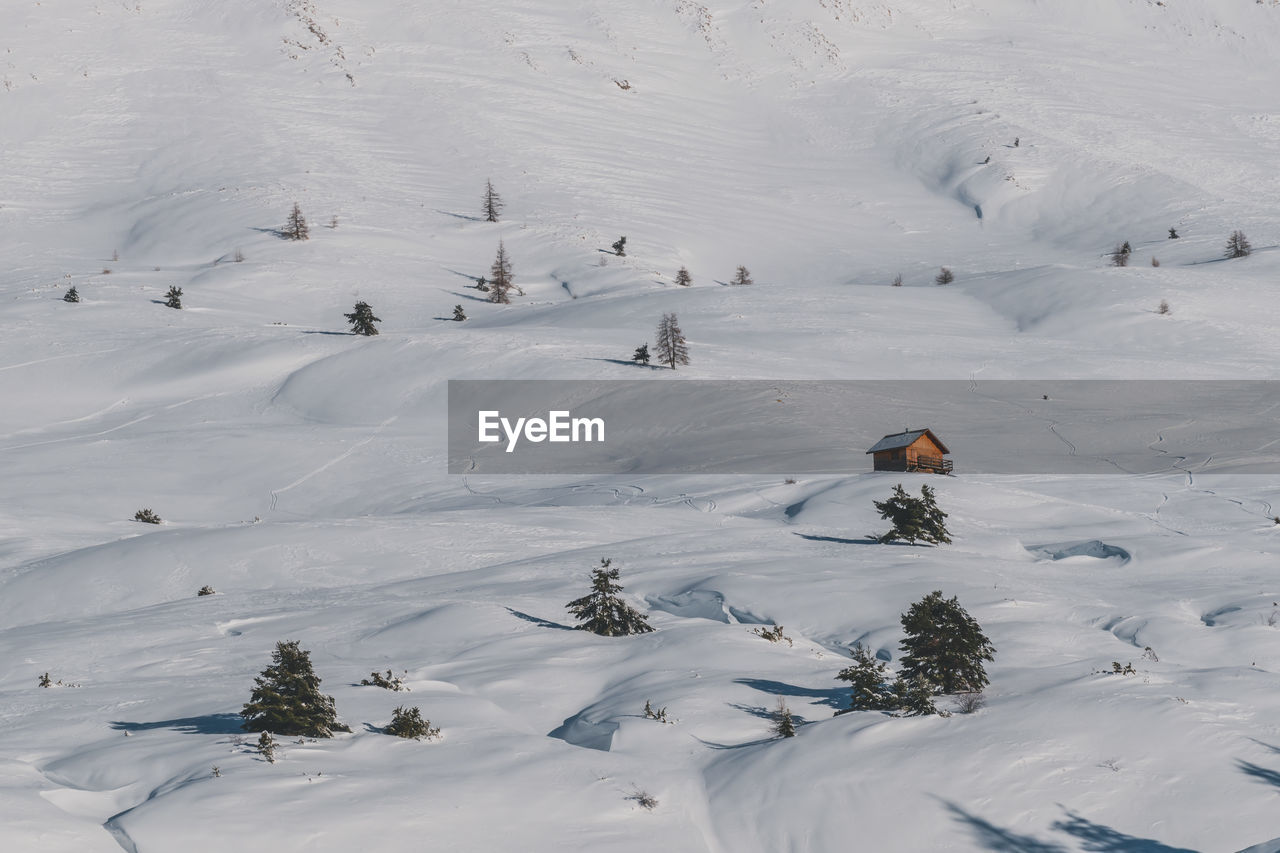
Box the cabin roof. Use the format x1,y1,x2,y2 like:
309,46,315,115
865,428,950,455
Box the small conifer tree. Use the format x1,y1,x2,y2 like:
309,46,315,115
197,585,216,596
1157,300,1170,315
565,558,654,636
612,236,627,256
254,727,275,758
489,241,513,304
771,698,796,737
935,267,954,285
164,286,183,309
835,644,897,712
452,305,467,321
1168,227,1179,239
1110,244,1129,267
674,267,692,287
360,669,407,691
890,675,939,716
345,301,381,335
874,483,950,545
241,640,350,737
731,265,753,286
1122,241,1132,255
134,508,162,524
654,312,689,370
483,180,503,222
898,591,994,694
63,286,80,303
386,705,440,740
1225,230,1252,259
284,203,309,241
632,343,650,365
474,276,488,292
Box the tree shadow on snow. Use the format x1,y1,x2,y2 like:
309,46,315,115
248,226,290,240
1050,809,1199,852
727,701,810,725
941,801,1068,853
300,330,354,336
1238,759,1280,790
435,210,485,222
109,713,244,735
942,800,1200,853
506,607,576,631
582,358,665,370
692,734,777,750
733,677,846,710
793,532,921,547
1245,738,1280,755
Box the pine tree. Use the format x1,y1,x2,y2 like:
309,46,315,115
898,591,994,694
674,267,692,287
1121,241,1132,255
731,265,753,286
874,483,951,545
612,236,627,257
240,640,350,737
345,301,381,335
1225,230,1252,259
284,202,309,240
653,312,689,370
835,645,897,712
257,731,277,763
565,558,654,636
452,304,467,321
489,241,513,304
632,343,650,365
474,276,489,292
63,286,80,303
164,286,183,309
483,179,503,222
1109,244,1129,267
1168,227,1179,239
889,675,939,716
935,267,954,285
771,698,796,737
386,705,440,740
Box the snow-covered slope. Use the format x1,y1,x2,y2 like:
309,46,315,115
4,1,1280,850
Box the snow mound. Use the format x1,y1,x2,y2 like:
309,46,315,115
547,711,619,752
1026,539,1131,564
646,589,771,625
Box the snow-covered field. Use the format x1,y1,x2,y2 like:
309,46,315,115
4,1,1280,850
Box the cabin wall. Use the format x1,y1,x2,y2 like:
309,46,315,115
906,435,944,462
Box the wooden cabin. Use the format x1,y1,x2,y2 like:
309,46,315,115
866,428,953,474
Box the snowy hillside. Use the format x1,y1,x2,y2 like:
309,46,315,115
4,0,1280,850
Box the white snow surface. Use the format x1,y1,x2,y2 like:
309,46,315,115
5,1,1280,850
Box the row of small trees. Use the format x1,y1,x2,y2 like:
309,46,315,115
563,557,993,722
1111,230,1251,267
240,640,439,743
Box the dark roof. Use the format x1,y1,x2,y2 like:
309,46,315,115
866,428,949,455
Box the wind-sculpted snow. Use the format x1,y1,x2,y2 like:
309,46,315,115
5,0,1280,850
